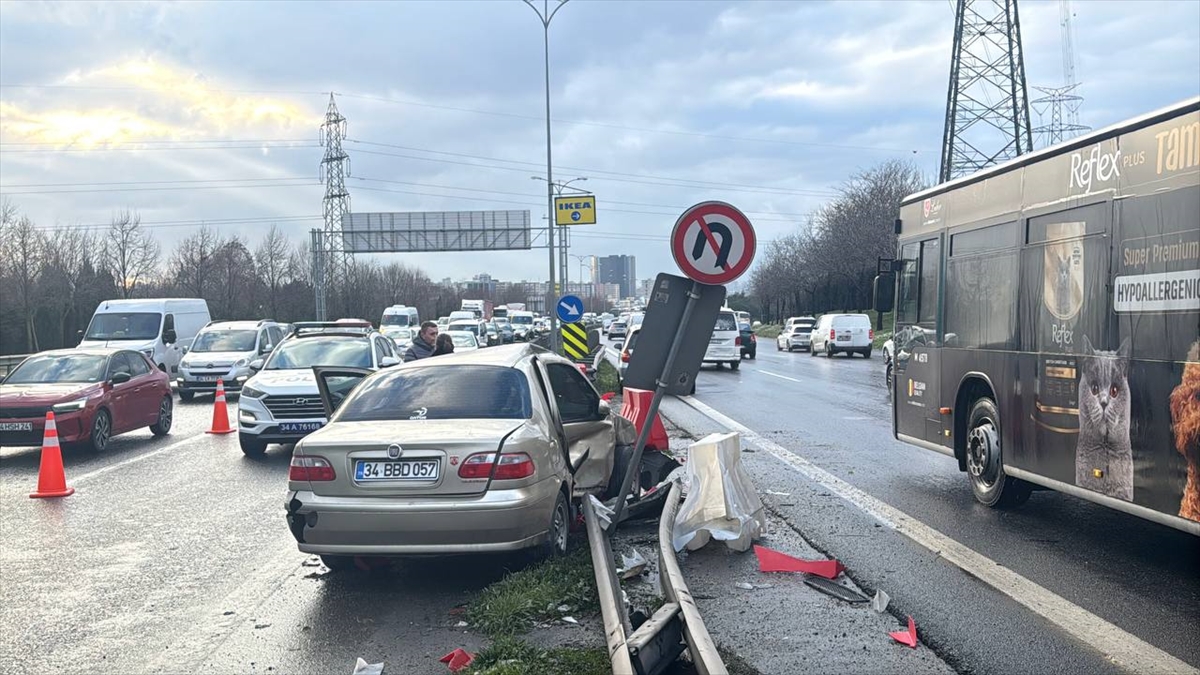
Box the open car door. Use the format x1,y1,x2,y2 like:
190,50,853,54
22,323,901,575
312,366,374,419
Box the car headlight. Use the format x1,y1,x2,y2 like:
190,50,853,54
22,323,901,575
52,398,88,412
141,348,155,358
234,358,248,367
240,385,267,399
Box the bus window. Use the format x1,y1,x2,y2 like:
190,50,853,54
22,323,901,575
896,242,920,324
918,238,941,326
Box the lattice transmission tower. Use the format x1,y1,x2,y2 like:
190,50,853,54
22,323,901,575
315,93,351,320
1032,0,1089,148
940,0,1034,183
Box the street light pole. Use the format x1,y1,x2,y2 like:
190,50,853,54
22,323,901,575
525,0,569,352
532,174,587,321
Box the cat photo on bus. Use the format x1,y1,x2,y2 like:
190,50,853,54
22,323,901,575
1075,336,1134,501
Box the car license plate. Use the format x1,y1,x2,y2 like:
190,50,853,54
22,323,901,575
355,460,440,481
0,422,33,431
279,422,323,433
838,332,852,341
196,375,220,382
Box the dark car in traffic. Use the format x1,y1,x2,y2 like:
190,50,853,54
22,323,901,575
0,348,173,451
738,323,757,360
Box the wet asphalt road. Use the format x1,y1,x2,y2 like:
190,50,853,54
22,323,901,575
658,340,1200,675
0,397,499,675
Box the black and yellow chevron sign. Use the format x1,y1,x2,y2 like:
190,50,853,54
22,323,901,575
560,322,588,360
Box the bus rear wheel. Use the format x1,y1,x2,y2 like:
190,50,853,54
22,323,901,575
965,398,1031,508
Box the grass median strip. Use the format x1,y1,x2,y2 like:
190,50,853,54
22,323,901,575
468,547,597,637
469,637,609,675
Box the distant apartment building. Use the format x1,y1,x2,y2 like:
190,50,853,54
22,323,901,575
597,255,636,298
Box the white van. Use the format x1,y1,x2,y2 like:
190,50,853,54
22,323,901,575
810,313,873,358
381,305,419,329
80,299,211,375
703,308,741,370
447,310,476,323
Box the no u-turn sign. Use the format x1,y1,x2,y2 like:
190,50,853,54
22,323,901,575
671,201,756,285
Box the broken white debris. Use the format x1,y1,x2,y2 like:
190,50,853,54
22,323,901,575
556,604,572,613
351,657,384,675
562,616,579,625
764,490,791,497
872,590,890,613
454,621,468,628
618,549,648,580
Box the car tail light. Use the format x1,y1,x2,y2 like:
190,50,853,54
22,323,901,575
290,455,335,481
734,336,742,346
869,328,874,340
621,351,630,363
458,452,535,480
830,329,836,341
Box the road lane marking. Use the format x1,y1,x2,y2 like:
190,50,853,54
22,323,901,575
758,370,803,384
73,433,211,484
676,395,1198,675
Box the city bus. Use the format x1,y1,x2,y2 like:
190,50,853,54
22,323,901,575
885,96,1199,535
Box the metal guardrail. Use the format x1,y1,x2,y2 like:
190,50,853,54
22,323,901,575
585,481,727,675
657,480,725,674
0,354,29,377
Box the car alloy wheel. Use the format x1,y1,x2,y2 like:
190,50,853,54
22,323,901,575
90,409,111,452
150,396,173,436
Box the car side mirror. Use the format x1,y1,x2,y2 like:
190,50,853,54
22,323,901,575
380,356,400,368
249,359,264,372
260,343,273,355
110,372,132,385
163,329,177,345
181,345,189,354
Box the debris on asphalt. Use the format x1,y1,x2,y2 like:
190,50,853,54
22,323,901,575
764,489,791,497
734,582,774,590
556,604,572,613
253,623,271,629
453,621,468,628
872,590,890,613
438,648,474,672
803,576,869,603
351,657,385,675
889,616,918,648
618,549,648,580
562,616,579,625
673,432,766,553
448,604,467,616
754,544,846,579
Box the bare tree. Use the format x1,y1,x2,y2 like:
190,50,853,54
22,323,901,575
168,226,220,299
5,216,45,351
101,210,160,298
254,224,293,318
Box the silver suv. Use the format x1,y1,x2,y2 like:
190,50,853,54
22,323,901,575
177,320,286,400
236,320,400,456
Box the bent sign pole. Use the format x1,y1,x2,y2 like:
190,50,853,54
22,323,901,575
611,201,756,527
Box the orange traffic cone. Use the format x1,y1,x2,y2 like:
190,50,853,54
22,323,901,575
206,379,235,435
30,411,75,499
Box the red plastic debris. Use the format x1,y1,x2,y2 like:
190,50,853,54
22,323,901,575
889,616,918,648
439,648,475,672
753,544,846,579
600,392,616,402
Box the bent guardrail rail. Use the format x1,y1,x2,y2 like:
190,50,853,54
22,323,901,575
657,480,725,674
0,353,29,377
584,481,727,675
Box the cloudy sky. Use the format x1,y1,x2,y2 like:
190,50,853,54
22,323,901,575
2,0,1198,289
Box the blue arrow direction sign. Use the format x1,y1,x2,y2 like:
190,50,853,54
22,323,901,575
556,294,584,323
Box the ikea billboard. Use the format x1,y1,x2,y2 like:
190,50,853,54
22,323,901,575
554,195,597,226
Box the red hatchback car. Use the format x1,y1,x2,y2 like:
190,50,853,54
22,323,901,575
0,348,173,451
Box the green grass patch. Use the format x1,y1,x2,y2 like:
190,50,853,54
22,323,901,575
594,359,620,395
470,637,610,675
756,324,782,339
467,547,597,637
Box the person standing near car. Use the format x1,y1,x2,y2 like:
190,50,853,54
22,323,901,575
404,321,439,362
432,333,455,356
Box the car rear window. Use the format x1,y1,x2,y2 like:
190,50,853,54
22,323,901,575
336,365,532,422
834,315,871,328
713,313,738,331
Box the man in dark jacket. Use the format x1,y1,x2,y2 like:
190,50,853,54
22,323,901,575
404,321,439,362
